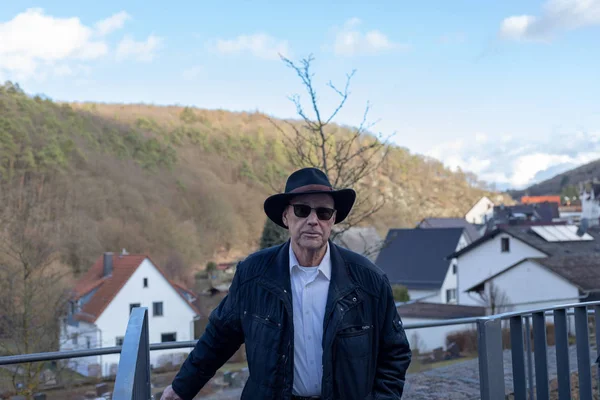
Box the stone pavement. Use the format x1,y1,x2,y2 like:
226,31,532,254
403,344,597,399
195,344,598,399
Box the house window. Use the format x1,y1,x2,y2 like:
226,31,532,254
446,289,457,303
143,278,148,288
452,263,457,274
501,237,510,252
86,337,91,349
72,333,78,345
153,302,164,317
130,303,141,314
116,337,124,346
161,333,177,343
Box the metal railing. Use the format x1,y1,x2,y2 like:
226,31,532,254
2,302,600,399
475,300,600,400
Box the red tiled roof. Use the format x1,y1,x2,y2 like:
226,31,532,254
521,196,561,205
73,254,200,322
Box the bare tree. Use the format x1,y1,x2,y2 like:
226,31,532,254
477,281,511,315
0,178,71,396
268,54,395,239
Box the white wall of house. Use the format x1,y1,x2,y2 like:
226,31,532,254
64,259,197,377
403,318,477,353
475,260,580,333
59,321,103,376
408,289,441,303
581,188,600,226
439,234,469,304
488,260,580,311
456,234,546,306
440,260,458,304
465,197,494,225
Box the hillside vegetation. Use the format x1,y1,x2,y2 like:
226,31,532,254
0,81,504,283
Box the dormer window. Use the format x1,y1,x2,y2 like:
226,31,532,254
501,237,510,252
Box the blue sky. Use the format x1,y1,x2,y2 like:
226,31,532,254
1,1,599,189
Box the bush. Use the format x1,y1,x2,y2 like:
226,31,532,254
391,285,410,302
446,323,557,353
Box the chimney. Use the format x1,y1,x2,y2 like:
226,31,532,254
103,252,113,277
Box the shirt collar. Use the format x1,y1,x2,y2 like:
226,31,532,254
289,242,332,281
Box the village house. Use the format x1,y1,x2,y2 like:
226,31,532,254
375,228,469,304
448,223,600,309
581,182,600,226
464,196,495,225
60,252,202,377
332,226,383,262
464,254,600,314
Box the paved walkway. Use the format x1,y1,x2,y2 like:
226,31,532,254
196,344,598,399
403,344,597,399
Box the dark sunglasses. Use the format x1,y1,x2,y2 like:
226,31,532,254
290,204,335,221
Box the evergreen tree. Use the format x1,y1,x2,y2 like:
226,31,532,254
260,218,289,249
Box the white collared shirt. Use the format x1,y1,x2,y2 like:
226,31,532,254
289,244,331,396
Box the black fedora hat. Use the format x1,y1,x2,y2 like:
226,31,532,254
264,167,356,229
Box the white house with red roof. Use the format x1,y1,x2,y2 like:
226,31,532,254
60,251,201,377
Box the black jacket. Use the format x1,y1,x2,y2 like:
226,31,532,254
171,241,411,399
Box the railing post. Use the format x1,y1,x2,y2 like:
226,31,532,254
113,307,151,400
532,311,549,399
575,306,592,400
477,318,505,400
509,316,526,400
554,308,571,400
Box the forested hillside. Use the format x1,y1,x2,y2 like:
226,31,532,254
0,81,505,283
509,159,600,200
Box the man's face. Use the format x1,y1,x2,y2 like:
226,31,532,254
282,193,336,251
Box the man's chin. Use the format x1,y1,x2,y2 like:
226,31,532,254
298,237,325,249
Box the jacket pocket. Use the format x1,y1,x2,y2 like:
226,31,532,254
334,324,374,398
251,313,282,329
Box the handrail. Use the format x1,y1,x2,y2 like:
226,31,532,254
113,307,151,400
2,301,600,367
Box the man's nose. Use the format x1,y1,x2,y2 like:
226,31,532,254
306,210,319,225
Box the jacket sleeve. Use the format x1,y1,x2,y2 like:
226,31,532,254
171,267,244,400
373,276,412,399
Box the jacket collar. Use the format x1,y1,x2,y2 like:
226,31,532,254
262,240,356,297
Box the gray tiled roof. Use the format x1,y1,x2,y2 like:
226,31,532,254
535,255,600,291
417,218,481,243
375,228,464,290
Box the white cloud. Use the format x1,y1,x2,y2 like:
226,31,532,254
95,11,130,36
427,130,600,189
0,8,157,81
0,8,109,80
212,33,290,60
332,18,405,56
500,0,600,41
116,34,162,62
182,65,202,81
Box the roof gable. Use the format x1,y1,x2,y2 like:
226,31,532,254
375,228,464,290
465,255,600,293
74,254,200,322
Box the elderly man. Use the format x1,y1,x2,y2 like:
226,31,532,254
161,167,411,400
